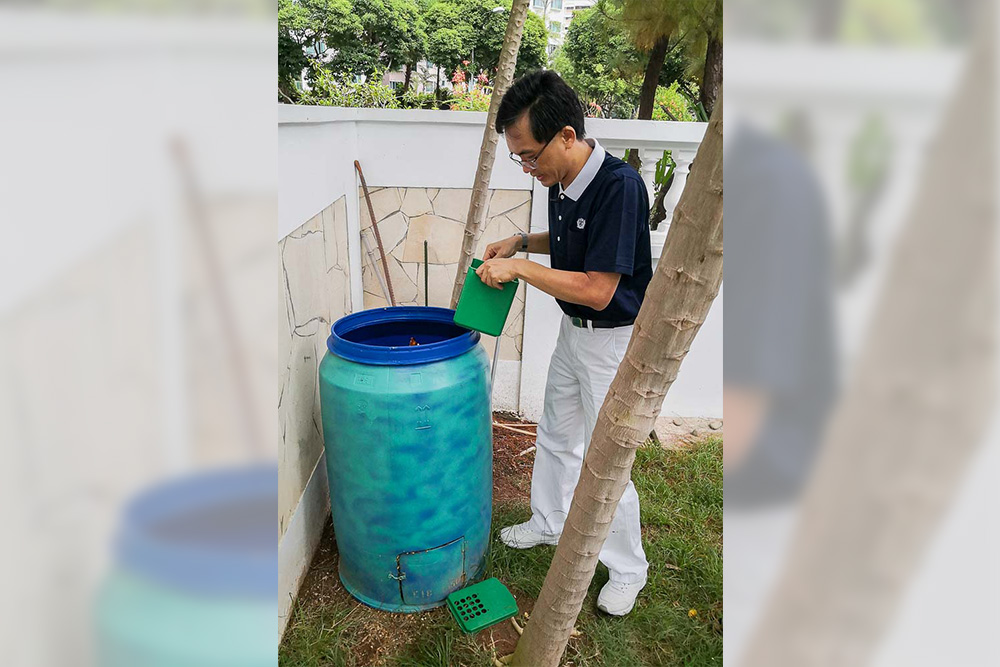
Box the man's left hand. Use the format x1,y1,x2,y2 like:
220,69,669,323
476,258,521,289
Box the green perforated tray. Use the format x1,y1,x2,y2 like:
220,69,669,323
446,577,518,634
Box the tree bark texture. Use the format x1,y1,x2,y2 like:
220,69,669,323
450,0,532,308
627,35,670,172
511,93,724,667
700,34,722,117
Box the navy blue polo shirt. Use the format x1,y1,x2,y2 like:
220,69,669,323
548,148,652,321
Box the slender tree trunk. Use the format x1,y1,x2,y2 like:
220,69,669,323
511,93,724,667
403,63,413,92
627,35,669,172
436,64,441,98
700,33,722,117
449,0,532,308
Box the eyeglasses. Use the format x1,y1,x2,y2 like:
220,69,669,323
509,134,556,170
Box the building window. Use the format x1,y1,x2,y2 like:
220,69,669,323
532,0,544,8
552,0,562,8
548,21,561,33
389,80,403,90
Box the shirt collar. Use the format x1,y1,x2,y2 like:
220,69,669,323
560,138,605,201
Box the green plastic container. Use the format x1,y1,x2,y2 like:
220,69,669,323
453,259,519,336
446,577,519,634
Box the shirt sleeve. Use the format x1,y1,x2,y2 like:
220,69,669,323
583,175,646,276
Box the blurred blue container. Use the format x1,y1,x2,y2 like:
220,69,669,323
319,306,493,612
96,466,276,667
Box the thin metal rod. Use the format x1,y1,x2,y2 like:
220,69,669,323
355,160,396,306
490,335,501,401
361,232,392,304
424,240,429,307
172,138,266,458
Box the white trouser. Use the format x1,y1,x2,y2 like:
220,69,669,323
527,314,649,583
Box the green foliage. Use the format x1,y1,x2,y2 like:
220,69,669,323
653,148,676,186
330,0,427,76
279,0,428,92
553,1,697,119
429,0,547,82
606,0,721,114
279,0,362,99
280,0,549,103
556,4,642,118
651,81,697,121
399,89,441,109
847,113,892,190
425,26,465,79
299,65,401,108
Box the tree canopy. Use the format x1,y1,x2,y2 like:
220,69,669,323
552,0,690,118
279,0,547,99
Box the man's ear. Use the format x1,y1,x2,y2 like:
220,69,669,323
561,125,578,147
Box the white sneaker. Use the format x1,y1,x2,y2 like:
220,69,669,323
498,522,559,549
597,577,647,616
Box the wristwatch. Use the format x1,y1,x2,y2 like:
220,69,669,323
518,232,529,252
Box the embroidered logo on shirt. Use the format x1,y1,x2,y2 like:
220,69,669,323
576,218,586,229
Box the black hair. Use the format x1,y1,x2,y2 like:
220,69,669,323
495,70,586,143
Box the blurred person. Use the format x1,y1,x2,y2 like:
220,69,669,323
723,114,838,662
724,120,837,506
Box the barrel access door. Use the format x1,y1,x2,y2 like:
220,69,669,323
397,536,467,606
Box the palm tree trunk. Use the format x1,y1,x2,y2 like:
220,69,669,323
511,92,724,667
449,0,533,308
627,35,670,172
700,33,722,117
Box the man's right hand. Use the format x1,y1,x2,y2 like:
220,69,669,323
483,235,521,261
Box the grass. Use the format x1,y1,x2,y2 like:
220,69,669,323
280,436,722,667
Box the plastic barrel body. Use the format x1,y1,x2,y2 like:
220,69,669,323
319,306,492,612
96,467,276,666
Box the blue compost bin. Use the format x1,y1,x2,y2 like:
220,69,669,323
319,306,493,612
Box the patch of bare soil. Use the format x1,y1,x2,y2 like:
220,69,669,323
491,412,536,504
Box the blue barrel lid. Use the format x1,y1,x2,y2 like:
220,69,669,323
328,306,480,366
115,465,277,597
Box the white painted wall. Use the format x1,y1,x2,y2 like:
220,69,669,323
278,106,722,419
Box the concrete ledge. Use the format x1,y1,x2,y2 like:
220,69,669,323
278,453,331,640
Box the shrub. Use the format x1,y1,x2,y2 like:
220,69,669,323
399,90,439,110
652,82,697,122
300,64,400,109
448,87,492,112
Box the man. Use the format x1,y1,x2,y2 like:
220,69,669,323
476,70,651,616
